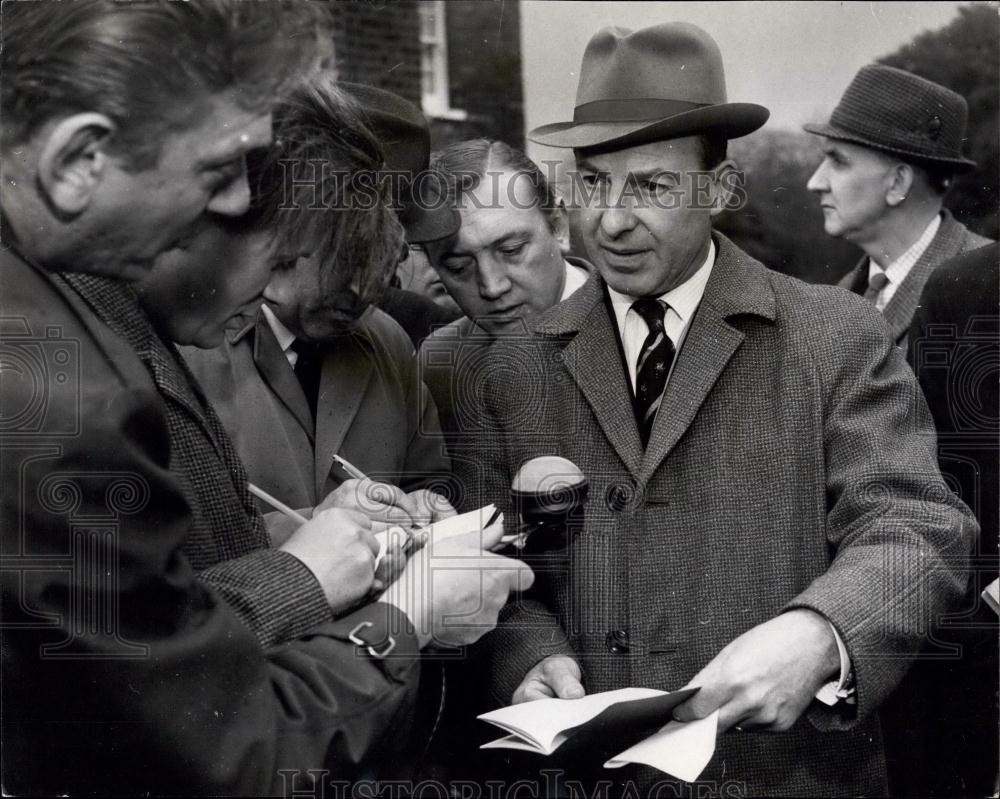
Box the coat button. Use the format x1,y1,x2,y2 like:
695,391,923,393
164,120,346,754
605,629,630,654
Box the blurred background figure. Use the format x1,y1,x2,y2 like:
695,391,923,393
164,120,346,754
341,82,465,345
396,240,463,317
901,241,999,799
805,64,991,347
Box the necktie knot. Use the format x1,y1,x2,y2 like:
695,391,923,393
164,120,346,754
868,270,890,292
631,297,667,333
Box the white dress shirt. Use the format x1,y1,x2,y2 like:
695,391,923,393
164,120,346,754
867,213,941,311
561,258,589,302
261,304,299,368
606,241,715,393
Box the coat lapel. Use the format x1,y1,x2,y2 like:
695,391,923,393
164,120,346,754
642,235,777,477
881,211,968,343
535,275,644,475
313,324,374,497
250,316,315,439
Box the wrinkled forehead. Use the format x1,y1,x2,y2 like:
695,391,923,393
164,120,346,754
575,136,704,174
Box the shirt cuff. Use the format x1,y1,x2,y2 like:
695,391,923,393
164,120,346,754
815,621,856,706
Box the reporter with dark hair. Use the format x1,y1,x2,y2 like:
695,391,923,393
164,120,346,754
182,78,457,536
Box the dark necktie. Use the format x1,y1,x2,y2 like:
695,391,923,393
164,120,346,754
631,298,675,448
290,338,321,419
863,269,889,304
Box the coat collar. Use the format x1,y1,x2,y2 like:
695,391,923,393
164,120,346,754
530,233,777,478
55,271,226,459
533,233,776,337
840,210,975,343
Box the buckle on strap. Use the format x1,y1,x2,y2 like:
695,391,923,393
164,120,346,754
348,621,397,659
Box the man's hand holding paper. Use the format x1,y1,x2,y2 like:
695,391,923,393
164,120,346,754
672,609,841,732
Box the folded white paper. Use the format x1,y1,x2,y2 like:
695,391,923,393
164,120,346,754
604,710,719,782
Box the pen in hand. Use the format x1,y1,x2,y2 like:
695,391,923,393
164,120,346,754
333,453,368,481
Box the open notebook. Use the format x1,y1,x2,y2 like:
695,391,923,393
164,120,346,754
373,505,502,569
479,687,719,782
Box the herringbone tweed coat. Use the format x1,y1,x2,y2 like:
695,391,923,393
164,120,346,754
2,249,421,794
59,272,334,648
838,209,991,347
457,234,975,797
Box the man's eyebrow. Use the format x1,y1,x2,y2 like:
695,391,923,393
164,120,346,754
490,229,533,247
576,159,602,173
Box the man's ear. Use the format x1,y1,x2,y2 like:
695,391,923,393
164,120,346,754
885,162,915,207
37,113,116,217
549,195,571,253
709,159,740,218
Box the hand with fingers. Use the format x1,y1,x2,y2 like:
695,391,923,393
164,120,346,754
383,516,535,649
512,654,585,703
317,479,455,531
278,507,381,614
671,609,841,733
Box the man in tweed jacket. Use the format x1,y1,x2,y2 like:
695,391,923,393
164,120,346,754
456,23,976,796
805,64,992,349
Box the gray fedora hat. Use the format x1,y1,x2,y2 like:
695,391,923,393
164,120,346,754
529,22,769,150
803,64,976,173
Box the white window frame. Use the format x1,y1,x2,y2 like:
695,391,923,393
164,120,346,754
419,0,467,121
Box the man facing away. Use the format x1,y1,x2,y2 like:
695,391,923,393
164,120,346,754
0,4,530,794
805,64,991,348
456,22,975,797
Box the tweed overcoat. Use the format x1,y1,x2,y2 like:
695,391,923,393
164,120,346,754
1,249,422,794
838,209,991,346
183,307,451,516
458,234,975,797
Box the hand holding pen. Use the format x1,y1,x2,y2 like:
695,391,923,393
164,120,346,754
325,454,457,529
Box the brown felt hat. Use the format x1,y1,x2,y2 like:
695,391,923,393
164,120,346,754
341,83,460,243
528,22,769,150
803,64,976,173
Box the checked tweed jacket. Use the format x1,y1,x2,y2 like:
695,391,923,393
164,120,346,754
457,234,975,797
2,249,421,794
838,209,992,347
58,272,333,648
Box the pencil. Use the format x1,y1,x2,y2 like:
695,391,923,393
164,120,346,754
247,482,309,525
333,453,368,480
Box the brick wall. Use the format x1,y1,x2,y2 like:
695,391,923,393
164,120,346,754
435,0,524,149
326,0,422,106
323,0,524,150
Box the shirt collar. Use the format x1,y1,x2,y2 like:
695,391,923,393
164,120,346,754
561,258,589,301
261,304,297,352
869,212,941,285
607,239,716,333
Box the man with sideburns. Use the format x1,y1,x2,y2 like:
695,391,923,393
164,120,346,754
456,22,975,796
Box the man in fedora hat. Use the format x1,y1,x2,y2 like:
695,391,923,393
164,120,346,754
806,64,991,349
455,21,974,796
